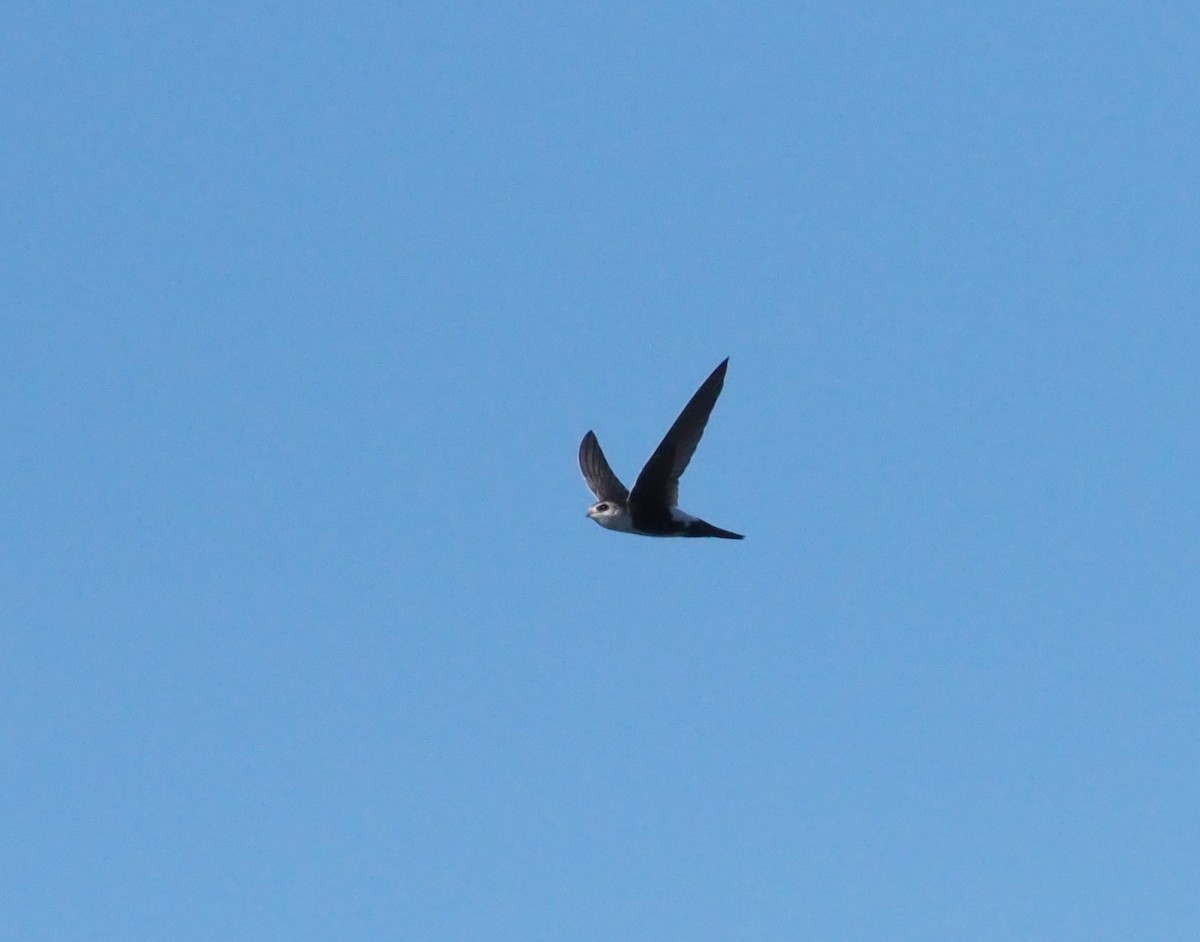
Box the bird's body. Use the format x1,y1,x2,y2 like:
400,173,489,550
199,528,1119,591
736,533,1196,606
578,358,744,540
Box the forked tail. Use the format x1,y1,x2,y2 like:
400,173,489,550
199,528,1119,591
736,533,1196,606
684,519,744,540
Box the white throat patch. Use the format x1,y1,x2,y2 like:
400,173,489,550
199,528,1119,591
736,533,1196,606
590,508,638,533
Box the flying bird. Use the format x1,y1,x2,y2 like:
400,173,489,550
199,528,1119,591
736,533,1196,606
578,358,744,540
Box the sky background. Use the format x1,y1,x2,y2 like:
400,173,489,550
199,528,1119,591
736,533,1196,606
3,2,1198,939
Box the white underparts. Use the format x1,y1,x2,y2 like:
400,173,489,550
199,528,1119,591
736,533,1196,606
669,507,699,525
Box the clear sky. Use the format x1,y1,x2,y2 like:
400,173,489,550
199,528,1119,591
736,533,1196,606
4,3,1198,939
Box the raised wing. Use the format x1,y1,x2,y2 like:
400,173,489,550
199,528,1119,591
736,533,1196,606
578,431,629,503
630,358,729,510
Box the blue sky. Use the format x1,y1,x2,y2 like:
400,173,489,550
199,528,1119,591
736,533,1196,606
3,2,1198,939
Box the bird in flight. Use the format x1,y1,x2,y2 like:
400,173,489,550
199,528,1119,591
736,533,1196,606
578,358,744,540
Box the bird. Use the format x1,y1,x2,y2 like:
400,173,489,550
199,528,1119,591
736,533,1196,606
578,358,744,540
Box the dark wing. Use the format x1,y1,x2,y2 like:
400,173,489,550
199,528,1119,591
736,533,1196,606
578,431,629,502
630,358,729,510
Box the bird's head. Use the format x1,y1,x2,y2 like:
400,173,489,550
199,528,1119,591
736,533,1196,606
586,500,633,532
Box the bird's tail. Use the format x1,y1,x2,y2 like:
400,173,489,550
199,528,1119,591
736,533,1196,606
684,520,744,540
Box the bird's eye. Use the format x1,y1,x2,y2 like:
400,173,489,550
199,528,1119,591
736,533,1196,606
596,503,609,512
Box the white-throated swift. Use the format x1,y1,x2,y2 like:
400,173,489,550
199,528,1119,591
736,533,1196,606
578,358,744,540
